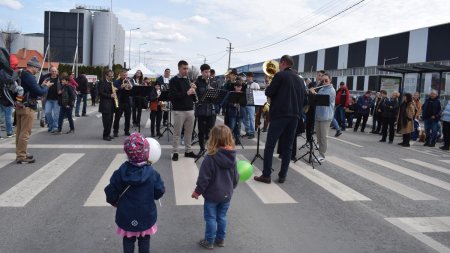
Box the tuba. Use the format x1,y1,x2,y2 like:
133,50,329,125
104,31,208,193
262,60,279,113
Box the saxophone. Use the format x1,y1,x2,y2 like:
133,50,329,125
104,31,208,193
111,81,119,108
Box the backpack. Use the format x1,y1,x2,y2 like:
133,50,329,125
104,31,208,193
0,47,22,106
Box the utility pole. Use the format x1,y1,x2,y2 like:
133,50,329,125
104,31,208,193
216,37,233,70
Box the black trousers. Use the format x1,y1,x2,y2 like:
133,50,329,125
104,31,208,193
442,121,450,148
354,114,369,131
402,133,411,144
102,112,114,138
381,117,396,141
150,110,162,134
123,235,150,253
372,113,383,132
113,103,131,134
198,116,215,150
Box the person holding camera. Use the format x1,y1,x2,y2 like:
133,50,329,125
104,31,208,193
16,57,53,163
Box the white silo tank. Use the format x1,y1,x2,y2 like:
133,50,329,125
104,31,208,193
93,11,111,66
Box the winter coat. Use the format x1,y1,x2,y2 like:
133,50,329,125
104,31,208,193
168,75,196,111
58,84,76,107
75,75,88,94
335,86,350,107
194,148,239,203
356,95,374,116
398,102,415,134
422,97,441,121
194,76,216,117
315,85,336,121
265,67,306,120
98,80,114,113
381,98,399,119
104,162,165,232
442,102,450,122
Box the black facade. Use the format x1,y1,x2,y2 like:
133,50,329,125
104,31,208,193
304,51,318,72
427,23,450,62
44,11,84,63
377,32,409,66
324,46,339,70
347,41,366,68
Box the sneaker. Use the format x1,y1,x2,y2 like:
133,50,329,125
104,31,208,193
75,114,80,117
428,144,436,147
317,156,325,162
6,133,15,138
214,239,225,247
334,131,342,137
423,143,430,146
199,239,213,250
254,175,271,184
81,114,88,117
26,154,34,159
402,143,410,147
248,134,255,139
388,141,393,144
16,157,36,164
185,152,197,158
172,153,179,161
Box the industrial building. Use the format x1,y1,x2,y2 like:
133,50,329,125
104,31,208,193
235,22,450,99
44,5,125,67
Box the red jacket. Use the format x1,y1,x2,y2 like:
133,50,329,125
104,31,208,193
336,86,350,107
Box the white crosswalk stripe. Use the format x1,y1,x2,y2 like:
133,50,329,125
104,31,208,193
289,161,371,201
364,158,450,192
327,156,437,201
0,153,85,207
440,160,450,165
172,157,203,205
84,154,127,206
0,153,16,169
237,154,297,204
386,217,450,253
403,158,450,175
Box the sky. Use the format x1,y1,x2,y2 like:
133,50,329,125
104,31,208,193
1,0,450,75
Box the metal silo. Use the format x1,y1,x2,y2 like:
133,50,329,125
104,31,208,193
92,11,111,66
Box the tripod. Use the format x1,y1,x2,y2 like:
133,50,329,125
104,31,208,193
191,117,199,145
250,126,264,164
159,105,173,142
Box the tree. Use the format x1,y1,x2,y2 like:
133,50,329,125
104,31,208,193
0,21,20,53
188,65,199,81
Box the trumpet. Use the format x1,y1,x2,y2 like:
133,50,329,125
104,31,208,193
121,78,133,90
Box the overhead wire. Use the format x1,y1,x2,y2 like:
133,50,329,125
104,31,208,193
234,0,367,54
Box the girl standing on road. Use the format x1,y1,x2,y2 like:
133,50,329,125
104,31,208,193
105,132,165,253
191,125,239,249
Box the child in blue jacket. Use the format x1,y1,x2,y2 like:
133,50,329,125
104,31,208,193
191,124,239,249
105,132,165,253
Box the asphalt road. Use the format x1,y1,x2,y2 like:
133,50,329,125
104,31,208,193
0,104,449,253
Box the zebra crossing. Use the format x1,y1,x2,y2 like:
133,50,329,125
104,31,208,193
0,151,449,208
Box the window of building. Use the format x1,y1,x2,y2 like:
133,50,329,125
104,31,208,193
357,76,365,91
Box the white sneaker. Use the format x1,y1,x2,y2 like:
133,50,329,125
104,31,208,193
317,156,325,162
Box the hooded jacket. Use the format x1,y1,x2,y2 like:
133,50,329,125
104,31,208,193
104,162,165,232
195,148,239,203
422,97,441,121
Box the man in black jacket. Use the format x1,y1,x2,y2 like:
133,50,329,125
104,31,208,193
98,70,116,141
113,69,132,137
75,72,89,117
156,68,171,126
169,60,197,161
254,55,306,184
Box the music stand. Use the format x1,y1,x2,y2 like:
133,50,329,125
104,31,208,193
249,90,266,164
295,94,329,169
131,86,153,133
195,89,228,162
158,90,173,141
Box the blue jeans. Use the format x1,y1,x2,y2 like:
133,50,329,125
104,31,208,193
263,117,298,178
45,100,60,131
335,105,345,130
0,104,14,135
58,106,74,131
330,117,341,131
204,200,231,245
424,118,439,145
243,106,255,135
75,93,87,115
227,116,242,142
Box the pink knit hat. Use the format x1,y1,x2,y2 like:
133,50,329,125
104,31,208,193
123,132,149,163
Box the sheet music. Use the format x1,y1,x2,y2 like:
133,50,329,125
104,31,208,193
253,90,267,106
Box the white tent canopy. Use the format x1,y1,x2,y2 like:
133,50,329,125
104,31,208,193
128,63,157,78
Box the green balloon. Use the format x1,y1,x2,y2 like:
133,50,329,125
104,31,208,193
237,160,253,182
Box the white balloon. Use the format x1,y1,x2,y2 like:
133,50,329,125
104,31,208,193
145,137,162,164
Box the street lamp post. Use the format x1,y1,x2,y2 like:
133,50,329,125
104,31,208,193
144,51,150,66
197,53,206,64
383,57,399,66
216,36,232,70
138,43,147,64
128,27,140,69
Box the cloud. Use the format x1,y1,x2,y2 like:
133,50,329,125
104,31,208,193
188,15,209,25
149,47,174,55
169,0,192,3
0,0,23,10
